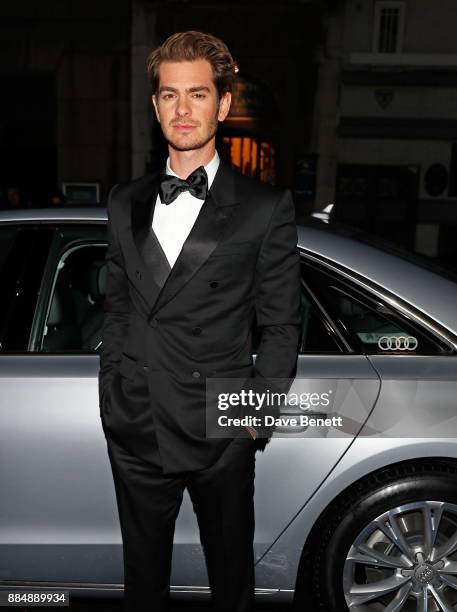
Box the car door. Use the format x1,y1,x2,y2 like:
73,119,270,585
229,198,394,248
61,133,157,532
0,221,122,589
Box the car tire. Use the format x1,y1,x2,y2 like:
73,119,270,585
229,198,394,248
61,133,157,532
297,460,457,611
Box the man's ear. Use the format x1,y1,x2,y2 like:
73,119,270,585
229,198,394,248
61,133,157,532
152,95,160,123
217,92,231,122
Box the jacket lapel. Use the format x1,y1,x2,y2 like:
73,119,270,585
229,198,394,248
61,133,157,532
130,159,240,315
130,171,171,309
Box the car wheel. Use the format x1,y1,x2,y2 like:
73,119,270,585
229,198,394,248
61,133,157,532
308,462,457,611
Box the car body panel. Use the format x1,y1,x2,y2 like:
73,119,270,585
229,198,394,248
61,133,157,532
0,355,121,584
0,351,381,588
255,354,457,594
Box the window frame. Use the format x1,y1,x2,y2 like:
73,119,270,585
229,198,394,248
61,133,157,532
299,275,350,354
372,1,406,54
300,252,457,356
29,222,107,353
37,242,107,353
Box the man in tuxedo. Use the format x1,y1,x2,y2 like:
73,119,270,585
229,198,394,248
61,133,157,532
99,30,301,612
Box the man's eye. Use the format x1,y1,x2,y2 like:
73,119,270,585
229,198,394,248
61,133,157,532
192,93,205,99
163,94,174,100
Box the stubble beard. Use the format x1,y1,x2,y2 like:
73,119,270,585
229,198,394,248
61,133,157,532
165,116,219,153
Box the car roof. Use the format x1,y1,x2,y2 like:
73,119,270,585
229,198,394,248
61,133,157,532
297,221,457,338
0,207,108,222
1,208,457,337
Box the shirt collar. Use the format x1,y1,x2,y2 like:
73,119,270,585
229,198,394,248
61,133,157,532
165,150,220,190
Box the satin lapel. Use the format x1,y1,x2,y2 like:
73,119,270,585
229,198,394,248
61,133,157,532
131,173,172,306
150,160,239,315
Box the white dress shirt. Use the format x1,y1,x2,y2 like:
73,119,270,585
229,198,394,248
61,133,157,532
152,151,220,268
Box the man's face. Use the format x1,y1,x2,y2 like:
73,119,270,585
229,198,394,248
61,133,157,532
152,59,231,152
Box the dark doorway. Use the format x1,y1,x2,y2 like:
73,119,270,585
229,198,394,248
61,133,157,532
0,73,57,207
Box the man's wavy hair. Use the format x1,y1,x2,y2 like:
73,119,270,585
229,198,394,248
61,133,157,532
146,31,238,99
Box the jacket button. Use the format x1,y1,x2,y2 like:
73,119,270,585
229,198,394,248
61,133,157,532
143,365,149,371
210,280,219,288
192,327,202,336
135,270,142,280
149,317,158,328
192,370,201,378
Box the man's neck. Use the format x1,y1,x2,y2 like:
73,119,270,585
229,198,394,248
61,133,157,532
168,143,216,179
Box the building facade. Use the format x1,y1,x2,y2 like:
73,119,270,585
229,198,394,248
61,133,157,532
0,0,324,206
316,0,457,262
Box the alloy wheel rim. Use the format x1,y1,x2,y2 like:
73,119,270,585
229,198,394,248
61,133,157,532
343,500,457,611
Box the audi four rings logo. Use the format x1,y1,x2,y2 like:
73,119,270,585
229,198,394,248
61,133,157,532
377,335,418,351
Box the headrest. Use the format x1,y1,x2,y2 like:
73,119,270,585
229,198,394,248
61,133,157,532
88,261,107,301
47,290,64,326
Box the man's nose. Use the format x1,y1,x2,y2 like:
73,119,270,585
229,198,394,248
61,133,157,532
176,95,191,116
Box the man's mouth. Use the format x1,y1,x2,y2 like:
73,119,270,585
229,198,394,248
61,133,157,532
173,123,197,131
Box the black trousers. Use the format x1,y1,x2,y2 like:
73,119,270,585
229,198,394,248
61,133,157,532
106,433,257,612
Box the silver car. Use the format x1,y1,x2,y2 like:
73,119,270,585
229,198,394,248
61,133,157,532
1,208,457,612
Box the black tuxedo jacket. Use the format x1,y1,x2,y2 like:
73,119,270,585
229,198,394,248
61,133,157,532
98,159,301,474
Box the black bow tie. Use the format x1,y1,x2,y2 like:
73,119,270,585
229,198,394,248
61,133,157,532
159,165,208,205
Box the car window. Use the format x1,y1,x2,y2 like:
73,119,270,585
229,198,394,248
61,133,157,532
304,263,453,355
252,280,343,355
36,233,343,356
39,243,107,353
0,225,54,352
298,282,343,353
